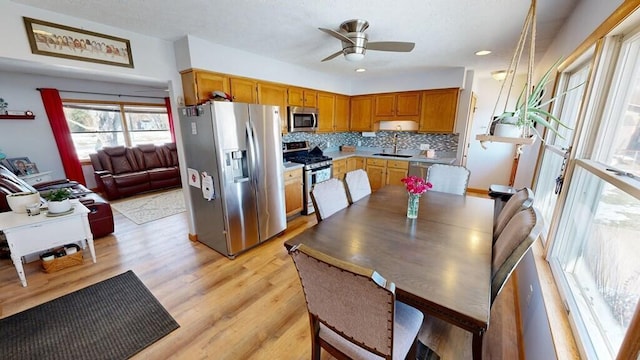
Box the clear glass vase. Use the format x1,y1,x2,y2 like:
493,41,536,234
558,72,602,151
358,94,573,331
407,194,420,219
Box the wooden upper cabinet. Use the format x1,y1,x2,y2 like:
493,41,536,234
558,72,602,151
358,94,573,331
334,95,350,132
180,70,229,105
374,91,421,121
350,95,373,131
257,82,288,133
230,77,257,103
317,92,335,133
419,88,460,133
288,87,317,108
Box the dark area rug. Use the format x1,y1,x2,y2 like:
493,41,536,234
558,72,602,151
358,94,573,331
0,270,179,360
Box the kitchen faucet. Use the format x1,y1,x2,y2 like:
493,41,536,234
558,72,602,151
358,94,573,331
392,133,399,154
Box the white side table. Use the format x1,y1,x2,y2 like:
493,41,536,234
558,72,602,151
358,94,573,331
19,171,53,186
0,200,96,287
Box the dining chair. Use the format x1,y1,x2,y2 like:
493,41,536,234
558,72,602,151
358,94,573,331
425,164,470,195
310,178,349,222
417,207,543,359
344,169,372,203
493,187,535,243
289,243,424,360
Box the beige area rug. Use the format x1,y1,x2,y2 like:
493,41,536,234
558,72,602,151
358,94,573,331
110,189,186,224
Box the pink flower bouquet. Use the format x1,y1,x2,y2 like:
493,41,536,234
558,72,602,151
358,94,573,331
400,176,433,195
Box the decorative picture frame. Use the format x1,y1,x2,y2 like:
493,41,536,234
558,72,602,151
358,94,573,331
23,17,134,68
7,157,32,176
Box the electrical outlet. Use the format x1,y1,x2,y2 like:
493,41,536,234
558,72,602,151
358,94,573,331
419,144,430,150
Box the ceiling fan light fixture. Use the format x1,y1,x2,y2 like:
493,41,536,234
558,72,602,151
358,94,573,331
491,70,508,81
345,52,365,62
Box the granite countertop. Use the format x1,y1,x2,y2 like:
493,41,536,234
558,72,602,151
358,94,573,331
324,150,457,164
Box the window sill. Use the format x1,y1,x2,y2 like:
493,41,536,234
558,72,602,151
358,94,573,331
531,241,581,359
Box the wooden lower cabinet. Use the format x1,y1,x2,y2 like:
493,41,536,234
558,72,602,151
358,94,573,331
346,157,365,172
284,168,303,217
333,159,347,180
366,158,409,191
386,160,409,186
366,158,387,192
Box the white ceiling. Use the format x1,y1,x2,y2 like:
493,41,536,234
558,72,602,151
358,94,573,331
10,0,579,79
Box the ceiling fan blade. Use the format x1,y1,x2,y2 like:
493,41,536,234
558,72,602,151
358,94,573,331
321,50,344,62
318,27,356,45
367,41,415,52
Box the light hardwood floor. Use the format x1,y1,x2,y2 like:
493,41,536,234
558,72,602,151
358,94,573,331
0,201,519,359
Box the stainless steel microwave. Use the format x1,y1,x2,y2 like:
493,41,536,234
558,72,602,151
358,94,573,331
288,106,318,132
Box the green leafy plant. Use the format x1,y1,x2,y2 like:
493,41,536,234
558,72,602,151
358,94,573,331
494,59,583,139
43,188,72,202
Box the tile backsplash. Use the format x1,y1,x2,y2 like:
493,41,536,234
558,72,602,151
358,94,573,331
283,131,459,152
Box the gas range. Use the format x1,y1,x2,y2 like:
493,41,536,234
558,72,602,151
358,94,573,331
283,141,332,170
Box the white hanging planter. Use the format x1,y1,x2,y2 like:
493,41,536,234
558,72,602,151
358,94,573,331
494,123,522,138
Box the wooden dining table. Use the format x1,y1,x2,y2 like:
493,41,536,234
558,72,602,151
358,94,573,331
284,185,494,360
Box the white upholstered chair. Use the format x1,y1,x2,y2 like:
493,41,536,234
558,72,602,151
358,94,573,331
493,187,535,242
289,244,424,360
344,169,372,203
425,164,470,195
417,207,543,359
310,178,350,222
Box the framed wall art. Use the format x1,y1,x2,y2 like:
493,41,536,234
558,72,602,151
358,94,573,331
7,157,32,176
23,17,134,68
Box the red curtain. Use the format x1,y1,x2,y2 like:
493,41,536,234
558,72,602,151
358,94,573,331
39,88,86,185
165,97,176,143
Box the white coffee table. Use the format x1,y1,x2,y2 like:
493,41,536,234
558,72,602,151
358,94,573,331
0,200,96,287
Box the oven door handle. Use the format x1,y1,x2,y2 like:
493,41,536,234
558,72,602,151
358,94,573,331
310,164,332,172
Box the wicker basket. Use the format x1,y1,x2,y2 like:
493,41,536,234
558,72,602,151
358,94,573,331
41,250,83,273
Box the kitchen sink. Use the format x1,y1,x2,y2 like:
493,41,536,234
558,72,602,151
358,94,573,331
372,153,413,158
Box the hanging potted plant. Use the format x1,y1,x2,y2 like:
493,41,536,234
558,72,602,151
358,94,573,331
43,188,73,214
493,59,582,139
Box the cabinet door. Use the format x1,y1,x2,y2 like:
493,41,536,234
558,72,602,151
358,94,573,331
350,96,373,131
366,165,386,192
284,169,303,217
334,95,350,132
257,82,288,133
396,91,422,117
317,92,335,133
386,160,409,186
288,87,304,106
346,157,365,172
419,88,459,133
374,94,396,117
181,70,229,106
332,159,347,180
303,90,317,108
230,77,257,103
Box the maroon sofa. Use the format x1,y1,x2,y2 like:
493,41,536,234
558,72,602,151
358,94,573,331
0,165,114,238
89,143,181,200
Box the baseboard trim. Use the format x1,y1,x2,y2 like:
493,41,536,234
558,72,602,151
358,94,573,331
188,233,198,242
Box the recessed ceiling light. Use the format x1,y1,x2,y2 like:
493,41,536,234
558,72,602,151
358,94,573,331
355,68,366,72
475,50,492,56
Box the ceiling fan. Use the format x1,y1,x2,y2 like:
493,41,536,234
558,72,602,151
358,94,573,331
318,19,415,62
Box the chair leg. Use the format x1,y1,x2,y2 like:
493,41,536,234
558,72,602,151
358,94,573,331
309,315,322,360
406,338,418,360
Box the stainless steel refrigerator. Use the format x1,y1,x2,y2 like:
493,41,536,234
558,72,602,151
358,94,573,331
179,102,286,258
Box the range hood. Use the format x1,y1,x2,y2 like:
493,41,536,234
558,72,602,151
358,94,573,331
378,120,418,131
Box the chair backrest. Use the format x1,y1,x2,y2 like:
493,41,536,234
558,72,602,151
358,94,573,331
289,244,396,358
491,207,543,304
344,169,372,203
426,164,470,195
493,187,535,242
310,178,349,221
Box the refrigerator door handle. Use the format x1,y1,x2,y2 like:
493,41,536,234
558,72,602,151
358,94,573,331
246,121,259,191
